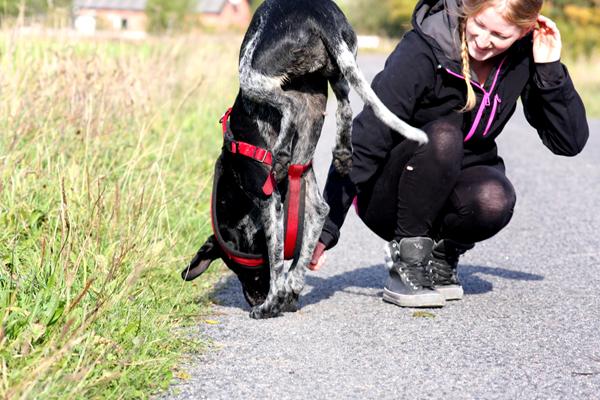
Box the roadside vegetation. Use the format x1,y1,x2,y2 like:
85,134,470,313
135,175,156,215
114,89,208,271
566,55,600,117
0,32,240,399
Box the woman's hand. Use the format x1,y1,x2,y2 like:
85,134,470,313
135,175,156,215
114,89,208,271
309,241,327,271
533,15,562,63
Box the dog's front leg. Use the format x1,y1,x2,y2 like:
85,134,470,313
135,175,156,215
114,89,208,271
283,170,330,312
249,194,287,319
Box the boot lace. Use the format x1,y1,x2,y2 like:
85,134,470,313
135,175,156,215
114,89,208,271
428,258,455,286
395,261,433,289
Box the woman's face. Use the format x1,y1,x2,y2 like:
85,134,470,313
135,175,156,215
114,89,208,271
465,6,528,62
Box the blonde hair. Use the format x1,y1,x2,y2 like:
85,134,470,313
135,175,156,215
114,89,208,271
459,0,543,111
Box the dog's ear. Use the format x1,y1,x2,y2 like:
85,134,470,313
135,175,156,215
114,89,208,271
181,258,214,281
181,236,221,281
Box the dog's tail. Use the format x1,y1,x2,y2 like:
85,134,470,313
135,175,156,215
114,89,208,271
331,40,428,144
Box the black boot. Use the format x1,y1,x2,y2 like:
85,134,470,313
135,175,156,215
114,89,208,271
428,239,474,301
383,237,445,308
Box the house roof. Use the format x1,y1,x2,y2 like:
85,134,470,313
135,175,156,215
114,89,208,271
195,0,228,14
74,0,232,13
74,0,147,11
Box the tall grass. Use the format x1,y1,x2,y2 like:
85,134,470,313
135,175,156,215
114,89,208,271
565,55,600,118
0,32,240,399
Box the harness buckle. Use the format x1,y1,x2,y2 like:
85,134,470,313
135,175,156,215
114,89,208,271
254,147,269,164
228,139,238,153
259,150,269,163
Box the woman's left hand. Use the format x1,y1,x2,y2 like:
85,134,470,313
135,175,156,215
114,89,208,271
533,15,562,63
309,241,327,271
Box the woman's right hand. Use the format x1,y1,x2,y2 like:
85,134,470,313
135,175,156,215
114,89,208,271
533,15,562,63
309,241,327,271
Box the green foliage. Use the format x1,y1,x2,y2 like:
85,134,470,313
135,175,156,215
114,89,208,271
385,0,416,29
345,0,414,37
543,2,600,59
550,0,599,7
1,33,239,399
250,0,265,13
0,0,71,16
146,0,194,33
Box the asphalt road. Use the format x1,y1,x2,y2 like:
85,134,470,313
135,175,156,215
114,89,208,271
166,54,600,399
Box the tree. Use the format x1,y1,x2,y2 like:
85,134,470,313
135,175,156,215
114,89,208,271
146,0,193,33
345,0,414,36
1,0,71,16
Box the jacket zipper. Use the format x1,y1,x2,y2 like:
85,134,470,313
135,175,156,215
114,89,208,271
440,56,507,142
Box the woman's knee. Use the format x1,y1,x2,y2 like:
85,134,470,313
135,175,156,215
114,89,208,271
475,179,517,230
421,119,464,168
439,165,518,243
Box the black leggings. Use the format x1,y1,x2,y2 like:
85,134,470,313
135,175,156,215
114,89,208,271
356,119,517,244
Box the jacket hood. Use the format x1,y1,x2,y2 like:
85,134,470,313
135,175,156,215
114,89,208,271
412,0,464,68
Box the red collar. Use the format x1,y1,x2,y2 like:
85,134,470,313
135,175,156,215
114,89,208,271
220,108,273,166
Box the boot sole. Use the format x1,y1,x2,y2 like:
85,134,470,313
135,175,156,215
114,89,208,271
434,285,463,301
382,288,445,308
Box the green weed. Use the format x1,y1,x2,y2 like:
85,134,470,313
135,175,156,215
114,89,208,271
0,32,240,399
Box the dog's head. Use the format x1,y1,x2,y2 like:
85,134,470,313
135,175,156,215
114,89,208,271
181,235,269,307
225,259,270,307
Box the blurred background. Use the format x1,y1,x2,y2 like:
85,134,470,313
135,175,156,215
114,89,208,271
2,0,598,114
0,1,597,399
1,0,599,58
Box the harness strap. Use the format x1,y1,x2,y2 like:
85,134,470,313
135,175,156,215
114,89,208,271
225,140,273,165
216,108,313,263
220,107,275,195
284,162,312,259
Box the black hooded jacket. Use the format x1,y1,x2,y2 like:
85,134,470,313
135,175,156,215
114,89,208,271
320,0,589,249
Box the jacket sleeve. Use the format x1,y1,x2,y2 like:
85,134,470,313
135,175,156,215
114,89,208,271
521,60,589,156
320,32,436,249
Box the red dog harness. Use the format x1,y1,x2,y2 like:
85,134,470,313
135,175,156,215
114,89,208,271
213,108,312,265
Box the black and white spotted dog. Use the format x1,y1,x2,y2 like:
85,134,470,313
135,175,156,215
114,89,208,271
182,0,427,319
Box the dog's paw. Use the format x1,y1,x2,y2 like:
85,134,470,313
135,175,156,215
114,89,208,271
249,306,264,319
281,292,299,313
249,304,282,319
272,151,291,182
272,160,289,183
332,147,352,175
241,285,267,308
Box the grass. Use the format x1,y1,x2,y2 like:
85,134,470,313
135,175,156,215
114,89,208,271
564,55,600,118
0,31,241,399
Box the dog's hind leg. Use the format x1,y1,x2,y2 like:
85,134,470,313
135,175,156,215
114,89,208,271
239,52,306,182
283,169,330,311
241,83,307,182
329,75,353,176
249,193,287,319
